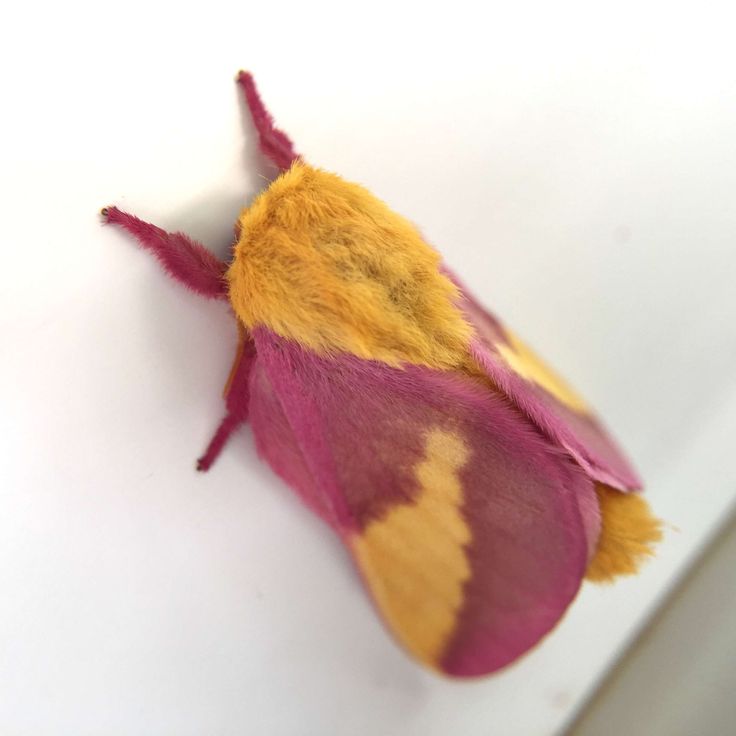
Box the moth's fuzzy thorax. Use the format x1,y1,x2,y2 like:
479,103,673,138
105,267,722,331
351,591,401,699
227,162,472,368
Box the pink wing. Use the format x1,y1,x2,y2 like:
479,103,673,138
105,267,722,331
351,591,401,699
447,269,642,491
247,327,596,676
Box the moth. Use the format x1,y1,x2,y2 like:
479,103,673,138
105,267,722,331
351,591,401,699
102,72,661,677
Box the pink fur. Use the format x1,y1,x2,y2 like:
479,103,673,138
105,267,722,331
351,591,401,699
102,207,228,299
236,71,300,172
250,327,594,676
197,413,244,471
446,267,642,491
198,337,257,471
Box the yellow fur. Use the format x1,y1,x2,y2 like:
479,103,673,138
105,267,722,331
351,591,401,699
227,163,472,368
352,429,471,668
585,484,662,582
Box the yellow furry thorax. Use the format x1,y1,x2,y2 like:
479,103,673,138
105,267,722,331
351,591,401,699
226,162,472,369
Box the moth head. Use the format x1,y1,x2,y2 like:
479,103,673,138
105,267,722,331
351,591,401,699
227,162,471,369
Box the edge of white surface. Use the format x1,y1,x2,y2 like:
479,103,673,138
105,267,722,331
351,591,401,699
567,508,736,735
555,382,736,735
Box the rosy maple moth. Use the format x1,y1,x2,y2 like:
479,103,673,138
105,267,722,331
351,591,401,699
101,71,661,677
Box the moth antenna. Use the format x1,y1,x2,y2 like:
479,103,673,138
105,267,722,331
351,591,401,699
236,70,301,172
101,206,228,299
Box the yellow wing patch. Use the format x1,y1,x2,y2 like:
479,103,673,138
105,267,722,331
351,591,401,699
227,163,472,369
352,429,471,668
495,330,589,412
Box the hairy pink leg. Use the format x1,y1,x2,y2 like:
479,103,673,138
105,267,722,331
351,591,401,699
197,413,243,471
197,333,256,471
102,206,228,299
236,71,300,172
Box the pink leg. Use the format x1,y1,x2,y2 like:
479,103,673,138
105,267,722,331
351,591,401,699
197,331,257,471
197,413,244,471
236,71,300,172
102,206,228,299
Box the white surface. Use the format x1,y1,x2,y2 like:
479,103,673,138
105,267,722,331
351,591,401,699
2,2,735,734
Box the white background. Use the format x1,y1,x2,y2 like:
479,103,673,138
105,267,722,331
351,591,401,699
1,2,735,734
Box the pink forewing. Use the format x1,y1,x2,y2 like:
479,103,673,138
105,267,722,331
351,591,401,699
249,327,596,676
448,269,642,491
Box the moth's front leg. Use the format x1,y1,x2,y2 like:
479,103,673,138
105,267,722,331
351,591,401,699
197,329,256,471
102,206,228,299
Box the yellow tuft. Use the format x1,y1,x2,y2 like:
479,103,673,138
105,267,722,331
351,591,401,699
352,429,472,667
227,162,472,369
585,484,662,583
